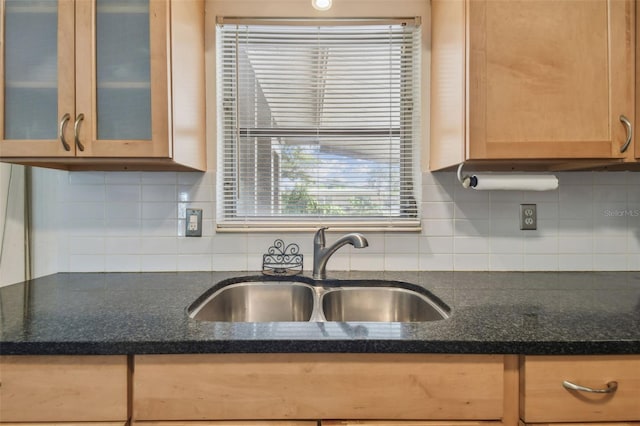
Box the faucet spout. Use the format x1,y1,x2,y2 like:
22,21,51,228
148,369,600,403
313,227,368,280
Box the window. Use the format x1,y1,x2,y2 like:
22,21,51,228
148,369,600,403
217,18,421,230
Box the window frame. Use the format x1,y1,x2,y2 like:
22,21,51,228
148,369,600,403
216,17,422,232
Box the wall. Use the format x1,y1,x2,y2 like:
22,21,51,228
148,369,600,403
0,164,26,286
26,0,640,275
30,168,640,275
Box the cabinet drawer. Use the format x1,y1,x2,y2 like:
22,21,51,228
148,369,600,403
0,355,128,422
134,354,505,420
520,355,640,422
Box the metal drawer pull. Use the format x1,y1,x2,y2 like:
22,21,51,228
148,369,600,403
59,113,71,151
563,380,618,394
619,115,632,153
74,113,85,151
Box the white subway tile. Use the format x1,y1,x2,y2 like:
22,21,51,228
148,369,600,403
559,254,593,271
141,172,177,184
419,236,453,254
141,254,177,271
423,184,454,202
105,172,141,184
212,254,248,271
178,237,214,254
106,203,141,220
453,254,489,271
422,219,454,237
524,236,557,254
524,255,559,271
213,234,248,254
69,237,105,255
490,254,523,271
106,219,141,237
141,237,178,255
454,219,490,237
384,252,419,271
385,234,420,254
178,254,212,271
491,236,523,254
558,237,593,254
454,201,490,220
419,253,453,270
106,185,141,203
69,255,105,272
142,185,177,202
69,171,105,185
454,236,490,254
106,255,140,272
422,202,454,219
593,254,628,271
142,202,178,220
106,237,141,255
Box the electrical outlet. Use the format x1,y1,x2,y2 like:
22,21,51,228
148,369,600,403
520,204,537,230
186,208,203,237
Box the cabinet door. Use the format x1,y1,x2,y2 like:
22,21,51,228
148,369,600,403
0,355,128,422
74,0,169,158
468,0,634,160
0,0,75,157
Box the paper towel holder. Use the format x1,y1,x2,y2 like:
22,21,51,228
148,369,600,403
456,162,559,191
456,163,476,188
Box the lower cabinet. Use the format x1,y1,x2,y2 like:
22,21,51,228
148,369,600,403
520,355,640,426
0,355,128,422
132,354,518,423
5,353,638,426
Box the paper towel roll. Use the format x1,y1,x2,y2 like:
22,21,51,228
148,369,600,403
470,174,558,191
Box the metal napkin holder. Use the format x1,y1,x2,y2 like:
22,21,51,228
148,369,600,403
262,239,303,276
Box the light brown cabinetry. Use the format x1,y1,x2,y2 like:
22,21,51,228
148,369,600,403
0,355,128,422
0,0,205,171
520,355,640,425
430,0,636,170
133,354,518,423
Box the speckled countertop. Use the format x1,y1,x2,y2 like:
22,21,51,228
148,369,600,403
1,271,639,355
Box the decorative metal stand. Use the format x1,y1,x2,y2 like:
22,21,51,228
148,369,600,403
262,239,303,276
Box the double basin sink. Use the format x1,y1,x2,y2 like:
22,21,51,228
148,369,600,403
187,276,450,323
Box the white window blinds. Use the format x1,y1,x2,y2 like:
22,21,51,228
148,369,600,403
217,18,421,230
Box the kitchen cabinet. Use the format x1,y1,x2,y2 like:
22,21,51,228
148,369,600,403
132,354,519,423
0,355,128,422
430,0,635,171
0,0,205,171
519,355,640,424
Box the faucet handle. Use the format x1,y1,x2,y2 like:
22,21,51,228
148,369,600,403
314,226,328,245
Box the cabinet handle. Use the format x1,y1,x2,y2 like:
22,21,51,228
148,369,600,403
562,380,618,394
619,115,632,153
59,113,71,151
74,113,85,152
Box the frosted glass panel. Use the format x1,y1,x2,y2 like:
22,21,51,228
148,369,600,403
96,0,151,140
4,0,58,140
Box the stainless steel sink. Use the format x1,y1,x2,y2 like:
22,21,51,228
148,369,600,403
321,287,449,322
188,282,315,322
187,277,450,323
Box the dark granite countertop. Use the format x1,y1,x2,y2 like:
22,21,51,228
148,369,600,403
1,271,639,355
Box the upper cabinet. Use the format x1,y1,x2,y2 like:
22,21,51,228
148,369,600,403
0,0,205,171
430,0,636,171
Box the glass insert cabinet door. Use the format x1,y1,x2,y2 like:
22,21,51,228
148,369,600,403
1,0,169,159
75,0,169,158
0,0,75,157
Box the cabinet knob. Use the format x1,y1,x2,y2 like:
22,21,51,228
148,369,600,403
74,113,85,152
562,380,618,394
619,115,632,153
59,113,71,151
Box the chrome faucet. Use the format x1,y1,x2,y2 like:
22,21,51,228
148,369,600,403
312,227,368,280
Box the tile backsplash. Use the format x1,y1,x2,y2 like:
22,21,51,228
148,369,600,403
30,168,640,277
